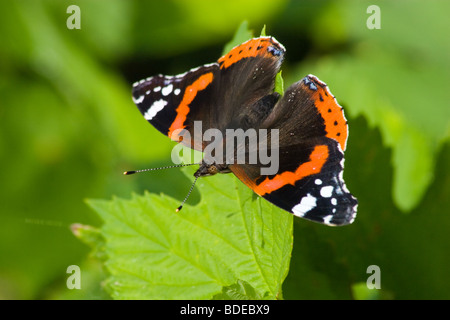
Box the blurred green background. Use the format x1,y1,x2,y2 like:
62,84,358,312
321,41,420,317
0,0,449,299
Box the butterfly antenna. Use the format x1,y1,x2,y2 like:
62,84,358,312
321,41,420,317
123,163,197,175
176,175,199,213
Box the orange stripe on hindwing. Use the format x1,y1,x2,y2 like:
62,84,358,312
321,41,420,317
253,145,329,196
168,72,214,140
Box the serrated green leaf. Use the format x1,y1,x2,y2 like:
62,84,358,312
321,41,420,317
71,223,107,261
86,169,293,300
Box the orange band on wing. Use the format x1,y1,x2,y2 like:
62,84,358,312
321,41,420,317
168,72,214,140
218,37,283,69
253,145,329,196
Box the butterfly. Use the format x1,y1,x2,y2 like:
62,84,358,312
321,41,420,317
130,36,357,226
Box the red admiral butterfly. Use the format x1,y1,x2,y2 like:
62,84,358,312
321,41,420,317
131,36,358,226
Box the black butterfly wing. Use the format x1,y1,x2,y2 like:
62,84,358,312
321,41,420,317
132,63,219,151
131,37,285,151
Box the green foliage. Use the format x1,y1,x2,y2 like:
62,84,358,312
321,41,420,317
1,0,449,300
81,169,293,299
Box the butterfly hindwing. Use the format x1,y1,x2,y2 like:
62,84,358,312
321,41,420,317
230,75,358,225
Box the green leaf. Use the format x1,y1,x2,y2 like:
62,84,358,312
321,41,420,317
274,71,284,96
86,169,293,300
260,24,267,37
212,279,268,300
